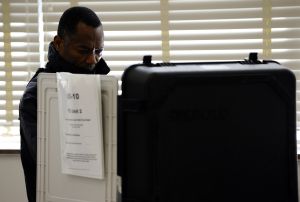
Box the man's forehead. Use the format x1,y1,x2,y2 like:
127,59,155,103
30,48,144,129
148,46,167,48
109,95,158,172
69,31,103,46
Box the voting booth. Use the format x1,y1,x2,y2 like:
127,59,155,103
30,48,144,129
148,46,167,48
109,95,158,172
37,73,118,202
36,54,298,202
119,57,298,202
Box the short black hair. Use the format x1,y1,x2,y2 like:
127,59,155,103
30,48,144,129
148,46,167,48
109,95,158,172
57,6,102,38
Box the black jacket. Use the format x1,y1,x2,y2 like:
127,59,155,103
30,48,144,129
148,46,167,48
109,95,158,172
19,42,110,202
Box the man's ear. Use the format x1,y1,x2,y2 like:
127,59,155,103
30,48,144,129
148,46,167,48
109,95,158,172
53,35,63,51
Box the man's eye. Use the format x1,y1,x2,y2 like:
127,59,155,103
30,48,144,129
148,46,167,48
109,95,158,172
78,49,103,56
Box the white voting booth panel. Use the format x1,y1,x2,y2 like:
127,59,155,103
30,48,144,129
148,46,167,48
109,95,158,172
37,73,118,202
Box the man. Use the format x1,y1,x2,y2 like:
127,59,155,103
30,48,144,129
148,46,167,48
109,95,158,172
19,7,110,202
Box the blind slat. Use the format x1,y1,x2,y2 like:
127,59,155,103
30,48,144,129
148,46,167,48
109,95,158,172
170,52,254,61
170,40,263,50
272,29,300,38
1,0,300,138
169,0,262,10
272,18,300,28
44,11,161,22
170,31,263,40
9,24,38,33
170,9,262,20
45,21,162,31
272,50,300,59
170,20,263,30
0,64,40,72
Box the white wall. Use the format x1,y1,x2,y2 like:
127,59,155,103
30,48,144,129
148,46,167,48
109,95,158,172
299,161,300,196
0,155,299,202
0,154,27,202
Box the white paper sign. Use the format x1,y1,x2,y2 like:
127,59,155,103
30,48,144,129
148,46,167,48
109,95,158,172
56,72,104,179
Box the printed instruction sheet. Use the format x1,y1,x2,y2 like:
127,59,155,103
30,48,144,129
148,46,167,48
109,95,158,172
56,72,104,179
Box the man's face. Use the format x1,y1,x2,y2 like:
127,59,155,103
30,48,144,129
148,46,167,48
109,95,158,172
55,21,104,71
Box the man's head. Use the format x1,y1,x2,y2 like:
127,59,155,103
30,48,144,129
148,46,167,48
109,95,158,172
53,6,104,71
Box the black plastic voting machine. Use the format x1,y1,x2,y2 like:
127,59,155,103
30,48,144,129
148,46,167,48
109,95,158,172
119,54,298,202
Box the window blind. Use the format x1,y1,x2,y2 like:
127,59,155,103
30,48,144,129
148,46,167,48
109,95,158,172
1,0,300,151
271,0,300,127
169,0,300,127
0,0,39,136
168,0,264,62
42,0,163,79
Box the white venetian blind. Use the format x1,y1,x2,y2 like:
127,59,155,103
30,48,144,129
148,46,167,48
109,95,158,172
0,2,4,131
0,0,39,136
1,0,300,151
42,0,163,79
169,0,300,124
168,0,265,62
270,0,300,127
42,1,76,65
